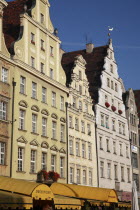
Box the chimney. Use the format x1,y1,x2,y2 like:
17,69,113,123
86,43,94,53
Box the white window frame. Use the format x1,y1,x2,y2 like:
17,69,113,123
60,124,65,142
69,140,73,155
75,118,79,130
40,62,44,73
100,161,104,178
77,169,80,184
81,121,85,133
107,163,111,179
83,170,86,185
18,147,24,171
89,171,92,186
20,76,26,94
42,87,46,103
60,157,64,178
69,116,73,128
50,46,54,56
70,167,74,183
31,56,35,68
82,144,86,158
1,67,8,83
60,96,64,111
32,114,37,133
40,13,44,24
50,68,54,79
42,117,47,136
76,142,80,156
30,150,36,173
88,145,92,160
0,101,7,120
19,109,25,130
51,155,56,171
42,152,47,170
52,92,56,107
32,82,37,99
0,142,5,165
52,121,56,139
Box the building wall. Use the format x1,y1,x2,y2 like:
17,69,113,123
96,40,132,192
67,55,97,187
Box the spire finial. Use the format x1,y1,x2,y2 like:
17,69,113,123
108,26,113,38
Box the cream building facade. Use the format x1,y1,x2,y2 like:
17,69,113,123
0,0,69,183
62,54,97,187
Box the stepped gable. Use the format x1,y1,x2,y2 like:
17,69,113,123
133,90,140,123
3,0,32,52
62,45,108,103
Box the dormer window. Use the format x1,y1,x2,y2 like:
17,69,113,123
40,13,44,24
110,64,113,73
31,33,35,45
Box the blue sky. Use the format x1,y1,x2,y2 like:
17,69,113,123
50,0,140,90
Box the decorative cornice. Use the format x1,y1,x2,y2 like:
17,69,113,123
30,139,39,146
59,147,66,154
19,100,28,108
41,141,49,149
51,113,58,120
41,109,49,116
31,105,40,112
60,117,66,123
50,145,58,152
17,136,28,144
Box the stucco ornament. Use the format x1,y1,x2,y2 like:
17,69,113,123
15,46,23,59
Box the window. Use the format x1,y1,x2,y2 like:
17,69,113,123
81,121,85,133
121,166,125,182
114,165,118,180
100,161,104,178
82,144,86,158
0,142,5,165
107,163,111,179
69,116,73,128
79,71,82,80
120,144,123,156
40,13,44,23
111,81,114,89
1,67,8,83
19,110,25,130
31,56,35,68
70,167,74,183
20,76,26,94
101,114,104,126
42,152,47,170
119,123,122,134
133,174,139,191
122,124,125,135
105,95,108,102
0,101,7,120
42,117,47,136
79,101,82,111
127,168,130,183
31,33,35,44
32,82,37,99
52,121,56,139
79,85,82,95
126,146,129,158
51,155,56,171
52,92,56,107
73,97,77,108
83,170,86,185
112,119,115,131
40,62,44,73
42,87,46,103
113,141,116,154
105,116,109,128
87,124,91,135
32,114,37,133
85,103,88,113
60,157,64,178
50,68,54,79
110,64,113,73
75,118,79,131
89,171,92,186
107,78,110,87
77,169,80,184
41,39,44,50
110,51,113,59
69,140,73,155
18,147,24,171
106,139,110,152
132,153,138,168
99,137,103,150
60,96,64,111
30,150,36,173
50,46,54,56
76,142,80,156
60,124,65,142
115,83,118,92
88,145,92,160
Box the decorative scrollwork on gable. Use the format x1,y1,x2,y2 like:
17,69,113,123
50,145,58,152
41,109,49,116
41,141,49,149
30,139,39,146
51,113,58,120
60,117,66,123
17,136,28,144
19,100,28,108
59,147,66,154
31,105,40,112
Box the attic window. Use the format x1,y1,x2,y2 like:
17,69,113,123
110,64,113,73
40,13,44,24
31,33,35,45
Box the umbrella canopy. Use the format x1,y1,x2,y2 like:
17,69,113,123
132,181,139,210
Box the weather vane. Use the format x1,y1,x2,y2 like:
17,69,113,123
108,26,113,37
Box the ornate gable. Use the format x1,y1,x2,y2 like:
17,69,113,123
51,113,58,120
59,147,66,154
60,117,66,123
17,136,28,144
41,141,49,149
41,109,49,116
31,105,40,112
50,145,58,152
19,100,28,108
30,139,39,146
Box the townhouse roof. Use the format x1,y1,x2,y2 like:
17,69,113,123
3,0,32,53
62,45,108,103
133,90,140,123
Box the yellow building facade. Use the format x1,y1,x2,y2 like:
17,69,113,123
0,0,68,183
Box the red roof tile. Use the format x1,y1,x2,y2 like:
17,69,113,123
62,46,108,103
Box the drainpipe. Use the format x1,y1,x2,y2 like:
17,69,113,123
10,78,16,178
65,101,69,184
95,121,99,187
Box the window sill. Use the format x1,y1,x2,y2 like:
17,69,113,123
76,155,80,157
100,148,103,150
29,172,37,174
41,101,48,105
41,48,45,52
113,152,117,155
107,150,110,153
19,92,27,96
18,129,27,132
0,164,7,166
60,141,66,144
51,138,58,141
0,80,10,86
75,129,79,131
120,154,123,157
70,154,74,156
31,41,35,45
41,72,45,75
101,176,105,179
128,181,131,183
51,105,57,109
60,109,65,113
69,127,74,129
60,177,66,180
41,135,49,139
121,179,125,182
31,97,38,101
81,131,85,134
0,119,9,124
16,170,26,174
31,132,39,136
